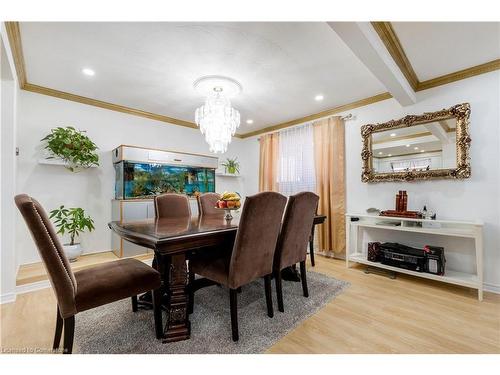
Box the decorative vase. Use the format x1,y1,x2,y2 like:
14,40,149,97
63,243,82,262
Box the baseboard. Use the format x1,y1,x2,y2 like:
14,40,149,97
16,279,51,295
484,282,500,294
0,292,16,304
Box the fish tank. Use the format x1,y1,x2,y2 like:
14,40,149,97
114,161,215,199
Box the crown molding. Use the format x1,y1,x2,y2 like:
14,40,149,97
371,22,419,91
417,59,500,91
4,21,27,88
23,83,200,130
372,21,500,93
239,92,393,139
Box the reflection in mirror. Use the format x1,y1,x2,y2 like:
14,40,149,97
372,118,457,173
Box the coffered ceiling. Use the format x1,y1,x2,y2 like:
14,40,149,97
8,22,500,137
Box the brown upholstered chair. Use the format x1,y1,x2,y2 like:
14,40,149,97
14,194,163,354
154,193,191,218
197,192,223,216
273,192,319,312
189,191,287,341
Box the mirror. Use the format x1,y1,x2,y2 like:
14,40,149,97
361,103,471,182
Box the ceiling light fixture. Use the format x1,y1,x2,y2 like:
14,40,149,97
246,119,254,124
314,94,324,101
414,147,419,150
378,152,383,155
194,76,242,154
390,133,397,137
82,68,95,76
406,144,410,147
388,154,392,157
421,150,425,153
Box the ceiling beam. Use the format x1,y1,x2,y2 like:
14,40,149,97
328,22,417,106
4,21,27,88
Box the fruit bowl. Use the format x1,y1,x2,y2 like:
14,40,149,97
215,191,241,220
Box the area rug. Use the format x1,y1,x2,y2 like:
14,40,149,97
74,271,349,354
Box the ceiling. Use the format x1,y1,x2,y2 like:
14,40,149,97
392,22,500,81
16,22,500,135
19,22,386,134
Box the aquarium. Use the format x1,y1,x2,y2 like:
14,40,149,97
114,161,215,199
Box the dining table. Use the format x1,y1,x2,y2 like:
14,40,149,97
108,213,326,342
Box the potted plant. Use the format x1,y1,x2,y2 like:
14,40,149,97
49,205,95,262
41,126,99,172
221,157,240,175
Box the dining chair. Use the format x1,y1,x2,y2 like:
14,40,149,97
189,191,287,341
273,192,319,312
15,194,163,354
197,192,223,216
154,192,191,218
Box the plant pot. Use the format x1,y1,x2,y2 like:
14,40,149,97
226,166,237,174
63,243,82,262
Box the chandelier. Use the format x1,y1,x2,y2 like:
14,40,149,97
194,76,242,153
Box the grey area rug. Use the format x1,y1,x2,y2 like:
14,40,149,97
74,271,349,354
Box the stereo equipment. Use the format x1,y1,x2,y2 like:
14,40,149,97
370,242,446,275
379,243,426,272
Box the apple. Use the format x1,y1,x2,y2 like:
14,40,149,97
219,200,228,208
227,201,236,209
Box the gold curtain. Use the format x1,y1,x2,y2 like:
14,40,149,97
258,133,280,191
313,116,346,257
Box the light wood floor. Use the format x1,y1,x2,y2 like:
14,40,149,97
2,256,499,354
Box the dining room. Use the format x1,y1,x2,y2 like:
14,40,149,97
1,0,500,371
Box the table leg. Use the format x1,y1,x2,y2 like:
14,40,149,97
162,253,191,342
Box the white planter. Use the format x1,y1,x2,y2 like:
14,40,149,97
63,243,82,262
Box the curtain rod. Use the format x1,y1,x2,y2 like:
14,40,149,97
256,113,353,140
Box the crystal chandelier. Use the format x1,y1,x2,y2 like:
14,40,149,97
194,76,241,154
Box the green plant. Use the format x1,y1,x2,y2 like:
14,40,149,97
49,206,95,246
41,126,99,172
221,157,240,174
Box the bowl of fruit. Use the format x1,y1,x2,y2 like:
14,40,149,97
215,191,241,220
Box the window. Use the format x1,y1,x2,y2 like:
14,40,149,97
277,123,316,196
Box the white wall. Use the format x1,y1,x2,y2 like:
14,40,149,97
242,71,500,290
15,90,257,265
0,29,19,303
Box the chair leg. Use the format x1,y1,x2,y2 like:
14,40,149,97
63,316,75,354
309,230,316,267
53,306,63,350
275,270,284,312
264,275,274,318
131,295,138,312
229,289,239,342
300,261,309,298
236,286,242,293
188,268,195,314
152,288,164,339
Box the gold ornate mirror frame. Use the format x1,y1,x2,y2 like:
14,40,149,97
361,103,471,182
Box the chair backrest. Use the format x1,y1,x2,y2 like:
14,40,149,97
228,192,287,289
14,194,77,318
197,192,223,216
154,193,191,219
274,192,319,271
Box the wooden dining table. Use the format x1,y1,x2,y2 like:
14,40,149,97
108,213,326,342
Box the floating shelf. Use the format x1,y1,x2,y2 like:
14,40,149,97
38,158,97,168
215,172,241,177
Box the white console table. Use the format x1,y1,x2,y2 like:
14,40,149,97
345,213,484,301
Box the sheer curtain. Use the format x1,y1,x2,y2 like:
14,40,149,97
277,123,316,196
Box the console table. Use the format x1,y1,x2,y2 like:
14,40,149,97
345,213,484,300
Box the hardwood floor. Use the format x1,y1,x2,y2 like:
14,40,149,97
2,256,499,353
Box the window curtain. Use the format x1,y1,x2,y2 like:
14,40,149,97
313,116,346,258
277,124,316,196
258,133,280,191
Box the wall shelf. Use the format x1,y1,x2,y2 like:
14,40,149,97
346,213,484,300
38,158,97,168
215,172,241,177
